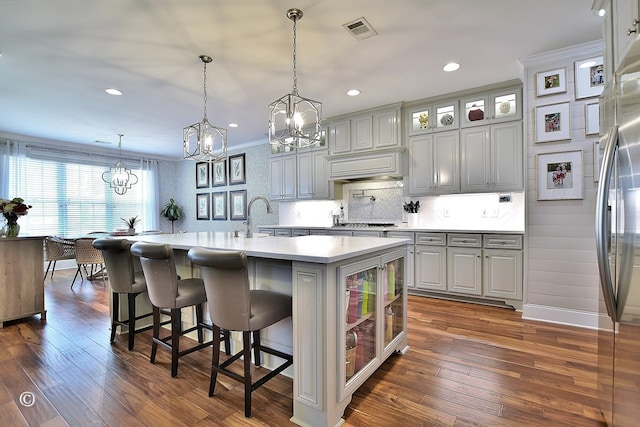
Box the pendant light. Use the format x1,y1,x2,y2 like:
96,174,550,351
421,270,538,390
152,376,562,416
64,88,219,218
269,8,322,148
102,134,138,195
184,55,227,162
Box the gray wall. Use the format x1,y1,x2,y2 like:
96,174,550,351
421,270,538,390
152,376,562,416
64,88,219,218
157,142,278,233
521,41,601,328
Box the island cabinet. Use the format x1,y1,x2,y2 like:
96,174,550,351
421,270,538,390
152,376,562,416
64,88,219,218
460,122,523,193
338,248,407,400
407,130,459,195
0,237,46,327
126,232,409,427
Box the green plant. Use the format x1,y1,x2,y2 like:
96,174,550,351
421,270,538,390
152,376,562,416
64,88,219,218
121,215,141,229
160,198,183,233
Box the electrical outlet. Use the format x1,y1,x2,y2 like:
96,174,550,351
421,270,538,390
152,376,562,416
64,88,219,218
443,208,449,217
491,207,498,218
481,209,488,218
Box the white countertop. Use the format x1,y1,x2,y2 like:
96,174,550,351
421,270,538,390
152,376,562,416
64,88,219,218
262,224,525,234
126,231,410,264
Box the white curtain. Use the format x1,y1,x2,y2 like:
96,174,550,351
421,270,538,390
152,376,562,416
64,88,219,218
139,158,159,231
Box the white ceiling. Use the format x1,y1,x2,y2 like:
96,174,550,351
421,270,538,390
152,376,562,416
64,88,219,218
0,0,604,159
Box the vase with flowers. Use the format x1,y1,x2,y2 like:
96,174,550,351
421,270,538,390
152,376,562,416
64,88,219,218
1,197,32,237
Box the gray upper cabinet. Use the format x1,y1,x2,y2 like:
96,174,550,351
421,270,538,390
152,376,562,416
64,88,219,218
328,104,401,156
460,122,523,193
269,154,297,200
406,100,459,136
407,131,459,195
297,149,331,199
460,86,521,128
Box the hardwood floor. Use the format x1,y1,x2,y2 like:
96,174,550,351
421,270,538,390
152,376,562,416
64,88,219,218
0,270,605,426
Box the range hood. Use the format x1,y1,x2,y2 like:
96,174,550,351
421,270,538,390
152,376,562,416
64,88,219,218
327,148,405,181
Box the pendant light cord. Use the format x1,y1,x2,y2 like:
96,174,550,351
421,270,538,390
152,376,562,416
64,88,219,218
203,60,208,121
291,15,298,96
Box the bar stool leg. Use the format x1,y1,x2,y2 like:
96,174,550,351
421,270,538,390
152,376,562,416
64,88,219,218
253,330,261,367
171,308,181,378
209,324,221,397
110,291,119,343
127,293,137,351
150,306,161,364
243,331,252,417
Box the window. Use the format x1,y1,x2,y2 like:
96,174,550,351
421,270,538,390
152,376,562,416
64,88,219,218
2,141,158,236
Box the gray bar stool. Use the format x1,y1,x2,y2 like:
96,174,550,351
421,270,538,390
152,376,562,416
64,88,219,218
188,247,293,417
130,241,212,377
92,238,153,350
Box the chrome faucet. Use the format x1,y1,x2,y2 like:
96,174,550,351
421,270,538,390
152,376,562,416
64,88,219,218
246,196,273,238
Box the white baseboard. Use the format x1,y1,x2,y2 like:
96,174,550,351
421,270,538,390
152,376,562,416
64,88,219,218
522,304,599,329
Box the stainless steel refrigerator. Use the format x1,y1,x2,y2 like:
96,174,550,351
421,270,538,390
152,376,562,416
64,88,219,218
596,40,640,427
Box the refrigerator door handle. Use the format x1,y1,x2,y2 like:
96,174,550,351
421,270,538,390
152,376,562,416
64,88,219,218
595,126,618,322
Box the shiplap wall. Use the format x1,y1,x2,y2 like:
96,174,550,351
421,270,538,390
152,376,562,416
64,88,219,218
521,41,603,328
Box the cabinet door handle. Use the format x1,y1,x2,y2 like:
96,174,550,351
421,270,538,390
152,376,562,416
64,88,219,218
628,27,637,36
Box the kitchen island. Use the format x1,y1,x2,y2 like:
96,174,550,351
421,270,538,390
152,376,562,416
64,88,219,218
126,232,410,427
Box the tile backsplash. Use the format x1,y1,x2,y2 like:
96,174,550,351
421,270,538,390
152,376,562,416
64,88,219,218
278,180,524,232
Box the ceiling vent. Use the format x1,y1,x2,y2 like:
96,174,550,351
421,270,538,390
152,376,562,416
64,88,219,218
343,17,377,40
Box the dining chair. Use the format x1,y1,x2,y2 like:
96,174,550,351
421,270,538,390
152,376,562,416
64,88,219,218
92,238,153,350
44,236,76,280
71,238,106,288
187,247,293,417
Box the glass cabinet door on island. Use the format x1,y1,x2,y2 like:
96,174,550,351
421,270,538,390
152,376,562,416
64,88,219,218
340,248,406,398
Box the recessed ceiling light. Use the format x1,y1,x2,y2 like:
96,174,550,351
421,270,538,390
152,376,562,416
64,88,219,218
347,89,361,96
443,62,460,72
105,88,123,96
228,123,238,128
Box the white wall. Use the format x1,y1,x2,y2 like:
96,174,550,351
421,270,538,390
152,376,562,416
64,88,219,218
520,41,602,328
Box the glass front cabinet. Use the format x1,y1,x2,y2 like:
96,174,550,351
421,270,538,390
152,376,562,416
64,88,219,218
338,248,407,399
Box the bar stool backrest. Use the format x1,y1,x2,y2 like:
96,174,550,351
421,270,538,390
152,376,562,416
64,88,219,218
92,239,139,293
130,242,180,308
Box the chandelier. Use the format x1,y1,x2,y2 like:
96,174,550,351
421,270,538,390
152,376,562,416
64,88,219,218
184,55,227,162
102,134,138,195
268,8,322,149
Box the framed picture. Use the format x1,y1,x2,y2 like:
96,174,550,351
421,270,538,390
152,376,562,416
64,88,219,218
196,193,210,220
195,162,210,188
585,102,600,136
536,67,567,97
212,158,227,187
535,102,571,143
229,153,246,185
575,56,604,100
594,141,602,182
229,190,247,220
537,150,583,200
212,191,227,220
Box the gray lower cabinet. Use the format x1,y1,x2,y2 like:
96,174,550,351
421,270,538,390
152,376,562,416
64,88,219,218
415,245,447,291
412,232,523,303
482,234,523,300
447,246,483,296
